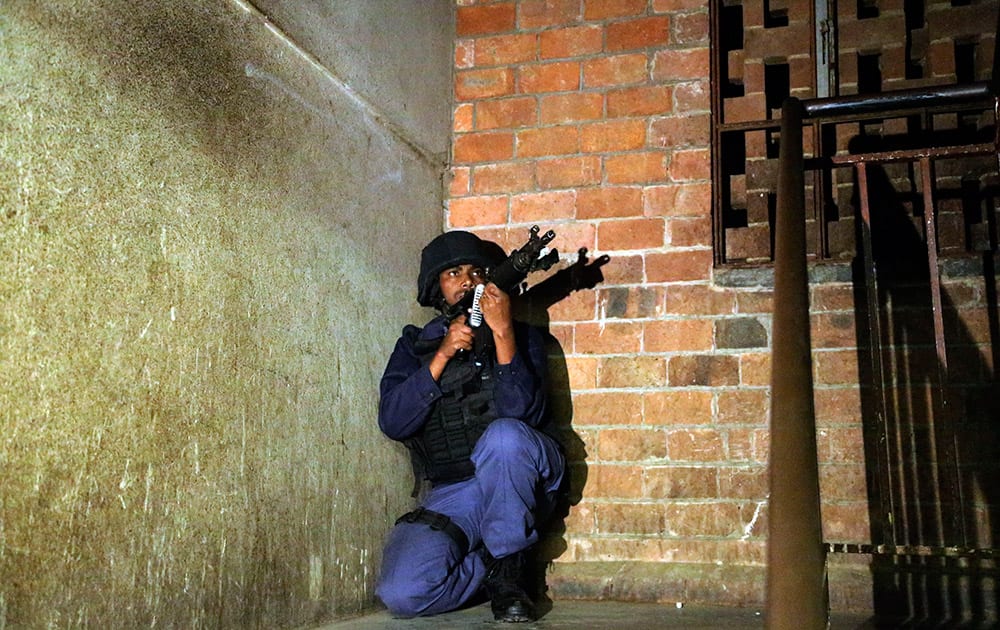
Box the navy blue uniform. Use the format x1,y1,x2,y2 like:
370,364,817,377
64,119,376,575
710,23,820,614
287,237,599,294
375,314,565,617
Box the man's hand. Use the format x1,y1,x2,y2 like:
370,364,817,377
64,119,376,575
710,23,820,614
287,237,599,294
478,283,513,336
438,315,475,360
428,315,473,381
479,283,516,365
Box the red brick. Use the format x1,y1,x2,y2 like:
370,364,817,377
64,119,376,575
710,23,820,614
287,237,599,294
605,151,668,184
949,306,992,344
455,68,515,100
735,291,774,314
469,227,510,250
789,55,815,94
644,182,711,217
589,254,640,286
457,3,517,36
668,355,739,386
598,356,666,388
583,53,649,87
653,49,710,81
448,195,508,227
717,389,771,425
740,352,771,387
516,125,580,157
581,119,647,152
644,390,714,425
667,428,726,462
607,16,671,52
537,156,602,188
725,224,771,261
561,506,596,542
476,97,537,130
545,323,574,353
650,113,710,148
455,39,475,69
813,387,862,425
472,162,535,194
819,463,867,502
929,40,957,80
548,287,598,321
719,467,768,499
674,79,711,112
644,318,714,352
673,12,710,45
519,61,581,93
575,321,643,354
595,502,665,533
577,186,643,219
646,249,712,282
819,426,866,465
588,464,645,498
573,391,644,425
454,103,474,132
728,428,769,464
474,33,537,66
662,285,733,316
511,190,576,222
652,0,708,11
812,349,859,386
809,284,855,312
723,93,767,125
540,25,604,59
584,0,648,20
668,148,710,181
606,85,673,117
559,536,656,562
448,166,470,197
821,504,871,542
810,312,857,349
540,92,604,123
600,285,666,318
599,218,665,250
453,131,515,163
599,428,668,461
645,466,720,498
564,356,599,389
519,0,582,29
546,221,597,255
669,217,712,248
836,15,905,50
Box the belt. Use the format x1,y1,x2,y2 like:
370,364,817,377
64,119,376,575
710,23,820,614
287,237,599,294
395,507,470,555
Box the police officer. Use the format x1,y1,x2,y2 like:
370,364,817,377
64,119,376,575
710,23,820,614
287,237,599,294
375,231,565,622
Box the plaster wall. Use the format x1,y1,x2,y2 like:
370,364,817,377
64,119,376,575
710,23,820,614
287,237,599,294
0,1,451,627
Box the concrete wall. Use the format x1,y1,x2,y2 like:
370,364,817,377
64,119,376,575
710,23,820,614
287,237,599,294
0,1,452,627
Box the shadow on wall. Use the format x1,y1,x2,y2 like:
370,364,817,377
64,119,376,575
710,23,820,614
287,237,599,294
513,249,611,613
847,139,1000,626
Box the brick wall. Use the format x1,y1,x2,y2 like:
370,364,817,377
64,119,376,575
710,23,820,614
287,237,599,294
449,0,785,606
447,0,996,611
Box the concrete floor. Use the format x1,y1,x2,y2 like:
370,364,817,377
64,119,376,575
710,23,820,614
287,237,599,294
311,601,875,629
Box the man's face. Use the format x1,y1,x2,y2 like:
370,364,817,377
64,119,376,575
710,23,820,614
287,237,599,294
438,264,487,306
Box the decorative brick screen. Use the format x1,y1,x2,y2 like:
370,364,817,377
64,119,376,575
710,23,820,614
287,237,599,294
711,0,998,266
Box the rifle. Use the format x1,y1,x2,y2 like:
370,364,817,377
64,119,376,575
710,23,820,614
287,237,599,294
442,225,559,328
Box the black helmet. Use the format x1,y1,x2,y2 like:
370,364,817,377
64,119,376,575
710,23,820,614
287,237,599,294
417,231,504,307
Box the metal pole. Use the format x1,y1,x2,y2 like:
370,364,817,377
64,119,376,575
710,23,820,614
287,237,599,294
766,97,828,630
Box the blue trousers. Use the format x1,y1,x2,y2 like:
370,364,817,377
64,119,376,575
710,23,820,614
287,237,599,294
376,418,565,617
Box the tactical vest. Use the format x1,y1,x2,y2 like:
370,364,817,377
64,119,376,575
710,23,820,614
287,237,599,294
406,339,497,486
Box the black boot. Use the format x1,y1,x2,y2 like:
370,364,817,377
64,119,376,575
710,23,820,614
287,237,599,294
483,550,536,622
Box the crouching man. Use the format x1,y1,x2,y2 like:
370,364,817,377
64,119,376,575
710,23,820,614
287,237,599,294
375,231,565,623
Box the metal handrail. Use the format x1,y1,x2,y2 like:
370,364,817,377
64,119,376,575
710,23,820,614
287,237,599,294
766,98,826,630
765,82,999,629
